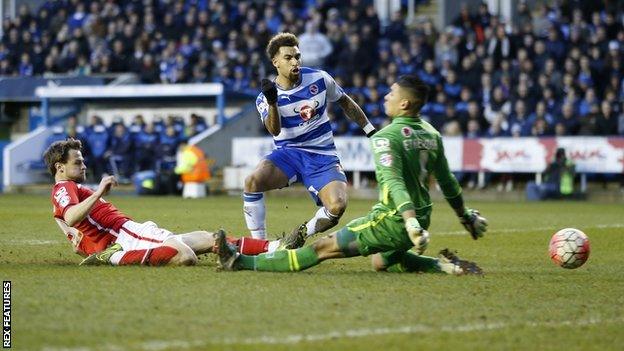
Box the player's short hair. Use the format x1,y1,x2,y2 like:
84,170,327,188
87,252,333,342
43,138,83,176
266,32,299,59
396,75,430,112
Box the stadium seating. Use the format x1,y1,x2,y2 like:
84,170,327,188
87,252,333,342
2,1,622,138
1,0,623,187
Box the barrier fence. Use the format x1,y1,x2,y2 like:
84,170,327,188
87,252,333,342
230,136,624,189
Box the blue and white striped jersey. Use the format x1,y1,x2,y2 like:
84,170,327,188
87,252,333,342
256,67,345,155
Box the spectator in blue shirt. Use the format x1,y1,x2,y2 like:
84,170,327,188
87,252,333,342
156,125,179,172
455,87,473,115
231,66,250,92
18,53,33,76
152,117,165,134
485,113,510,138
530,118,551,137
128,114,145,142
86,122,109,181
578,88,598,117
67,2,87,30
107,123,133,181
135,122,159,172
443,70,462,101
557,103,581,135
187,113,208,137
417,59,441,89
530,101,556,127
509,100,533,136
465,119,482,138
546,27,567,61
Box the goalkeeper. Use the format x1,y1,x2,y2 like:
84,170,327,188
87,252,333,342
215,75,488,275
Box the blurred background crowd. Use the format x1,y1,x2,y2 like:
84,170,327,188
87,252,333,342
43,112,208,183
1,0,623,184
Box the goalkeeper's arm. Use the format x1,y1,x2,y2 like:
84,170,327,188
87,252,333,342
432,136,487,239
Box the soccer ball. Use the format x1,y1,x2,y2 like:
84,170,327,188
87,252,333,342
549,228,590,269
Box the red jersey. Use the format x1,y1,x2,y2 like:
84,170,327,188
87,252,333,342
51,181,130,255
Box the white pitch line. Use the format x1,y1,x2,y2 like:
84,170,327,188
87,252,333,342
41,316,624,351
0,239,64,245
436,223,624,236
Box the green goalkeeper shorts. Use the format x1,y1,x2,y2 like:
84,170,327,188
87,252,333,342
338,207,431,257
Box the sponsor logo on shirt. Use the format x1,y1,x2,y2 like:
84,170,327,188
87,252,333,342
379,153,393,167
372,138,391,152
54,187,70,208
294,100,320,121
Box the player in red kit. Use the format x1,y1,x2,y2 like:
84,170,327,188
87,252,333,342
44,139,280,266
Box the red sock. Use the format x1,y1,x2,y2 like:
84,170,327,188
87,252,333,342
147,246,178,266
118,246,178,266
238,237,269,255
119,249,149,265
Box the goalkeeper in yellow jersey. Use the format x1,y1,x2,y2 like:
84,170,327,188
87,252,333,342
215,75,488,275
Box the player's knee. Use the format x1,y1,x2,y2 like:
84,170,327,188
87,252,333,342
162,238,198,266
244,173,263,192
311,234,341,258
170,246,198,266
371,254,388,272
195,230,214,244
326,197,347,217
176,251,198,266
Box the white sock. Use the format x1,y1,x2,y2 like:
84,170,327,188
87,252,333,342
305,207,339,236
243,192,266,239
266,240,281,253
109,251,125,266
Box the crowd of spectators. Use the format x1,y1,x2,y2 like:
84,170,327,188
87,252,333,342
1,0,624,137
44,113,208,183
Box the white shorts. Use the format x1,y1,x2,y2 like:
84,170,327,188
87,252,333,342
114,220,174,251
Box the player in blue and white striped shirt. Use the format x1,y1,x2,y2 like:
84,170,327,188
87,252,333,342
244,33,376,243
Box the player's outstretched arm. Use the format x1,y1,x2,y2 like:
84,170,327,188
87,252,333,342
432,136,487,239
337,94,376,137
443,190,488,240
64,176,118,226
260,79,281,136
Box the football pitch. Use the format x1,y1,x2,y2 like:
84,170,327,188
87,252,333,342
1,193,623,351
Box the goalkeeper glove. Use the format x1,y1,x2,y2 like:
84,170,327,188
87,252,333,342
460,208,488,240
405,217,429,254
413,230,429,255
261,78,278,104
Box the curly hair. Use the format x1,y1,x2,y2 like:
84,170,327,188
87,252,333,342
43,138,83,176
266,32,299,59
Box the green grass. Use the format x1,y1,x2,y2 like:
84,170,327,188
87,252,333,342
1,193,623,351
